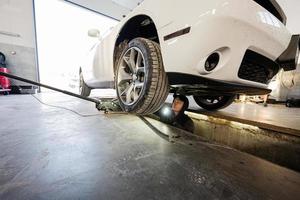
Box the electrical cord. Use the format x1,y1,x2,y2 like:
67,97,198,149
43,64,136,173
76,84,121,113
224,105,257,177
139,115,237,152
31,94,102,117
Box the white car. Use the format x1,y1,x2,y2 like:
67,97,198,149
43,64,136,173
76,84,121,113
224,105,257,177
80,0,299,115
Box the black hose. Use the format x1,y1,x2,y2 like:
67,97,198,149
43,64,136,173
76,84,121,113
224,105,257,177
0,71,99,104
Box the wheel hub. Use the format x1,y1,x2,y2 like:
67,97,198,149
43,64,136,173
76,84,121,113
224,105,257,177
132,74,138,81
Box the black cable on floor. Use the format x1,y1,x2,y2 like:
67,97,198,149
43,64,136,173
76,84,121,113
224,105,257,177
31,94,102,117
138,116,170,141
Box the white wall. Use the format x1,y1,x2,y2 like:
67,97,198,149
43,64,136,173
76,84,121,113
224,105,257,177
65,0,129,20
65,0,143,20
0,0,37,86
0,0,35,48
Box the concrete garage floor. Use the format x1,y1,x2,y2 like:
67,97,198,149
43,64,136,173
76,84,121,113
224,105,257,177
1,93,300,200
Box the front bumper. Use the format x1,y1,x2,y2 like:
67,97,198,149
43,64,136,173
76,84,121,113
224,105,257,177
277,34,300,71
159,0,293,89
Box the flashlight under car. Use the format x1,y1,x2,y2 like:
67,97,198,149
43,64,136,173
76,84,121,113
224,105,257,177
161,106,172,117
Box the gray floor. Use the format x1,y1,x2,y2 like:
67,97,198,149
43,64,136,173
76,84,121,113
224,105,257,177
1,93,300,200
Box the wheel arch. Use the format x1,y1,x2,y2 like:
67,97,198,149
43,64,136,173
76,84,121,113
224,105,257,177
113,14,160,73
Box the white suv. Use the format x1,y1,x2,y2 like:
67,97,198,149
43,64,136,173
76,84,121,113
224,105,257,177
79,0,299,114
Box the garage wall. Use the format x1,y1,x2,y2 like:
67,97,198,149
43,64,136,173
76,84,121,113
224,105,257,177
64,0,128,20
0,0,37,86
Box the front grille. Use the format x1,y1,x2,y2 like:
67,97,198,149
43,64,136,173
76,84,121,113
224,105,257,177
238,50,279,84
253,0,286,24
239,63,270,84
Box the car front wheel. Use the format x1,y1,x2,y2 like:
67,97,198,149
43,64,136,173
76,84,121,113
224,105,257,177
193,95,235,111
116,38,169,115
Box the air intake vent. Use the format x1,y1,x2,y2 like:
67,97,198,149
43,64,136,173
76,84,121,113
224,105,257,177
238,50,279,84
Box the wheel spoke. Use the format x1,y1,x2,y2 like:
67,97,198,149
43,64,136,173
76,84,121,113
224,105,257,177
135,52,141,72
123,56,130,67
135,81,144,88
125,84,134,104
129,49,137,73
119,72,132,80
138,51,146,73
118,65,133,84
133,86,139,101
120,83,133,96
118,73,132,85
118,79,132,86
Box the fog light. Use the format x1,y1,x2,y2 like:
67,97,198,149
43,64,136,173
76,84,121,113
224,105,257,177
205,53,220,72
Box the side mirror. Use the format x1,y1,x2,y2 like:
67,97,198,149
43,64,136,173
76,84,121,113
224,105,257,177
88,29,100,38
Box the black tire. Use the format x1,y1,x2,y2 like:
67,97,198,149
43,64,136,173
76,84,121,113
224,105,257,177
193,95,235,111
79,69,91,97
115,38,169,115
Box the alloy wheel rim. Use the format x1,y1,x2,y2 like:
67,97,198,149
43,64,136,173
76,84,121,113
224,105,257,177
117,47,146,106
